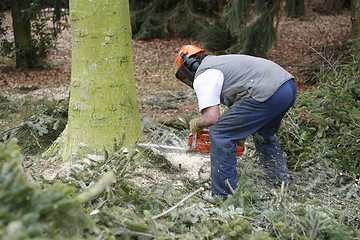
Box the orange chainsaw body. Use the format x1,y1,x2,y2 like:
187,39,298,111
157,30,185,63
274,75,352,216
188,129,245,156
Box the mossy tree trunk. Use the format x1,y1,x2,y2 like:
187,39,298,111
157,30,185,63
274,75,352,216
61,0,142,161
352,0,360,37
11,0,33,68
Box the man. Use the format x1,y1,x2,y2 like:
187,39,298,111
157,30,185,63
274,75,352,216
175,45,297,199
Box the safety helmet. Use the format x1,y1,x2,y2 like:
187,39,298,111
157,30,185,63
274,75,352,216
175,45,205,88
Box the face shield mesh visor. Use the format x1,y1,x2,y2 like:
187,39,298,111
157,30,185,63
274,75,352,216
175,52,200,89
175,62,195,88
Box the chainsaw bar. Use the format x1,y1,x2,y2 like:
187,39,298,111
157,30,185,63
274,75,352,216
137,142,188,152
138,129,245,156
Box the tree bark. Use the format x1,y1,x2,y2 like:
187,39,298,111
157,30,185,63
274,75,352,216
11,0,33,68
61,0,143,161
352,0,360,38
285,0,305,17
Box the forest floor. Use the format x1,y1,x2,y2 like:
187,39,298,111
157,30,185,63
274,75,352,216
0,10,354,179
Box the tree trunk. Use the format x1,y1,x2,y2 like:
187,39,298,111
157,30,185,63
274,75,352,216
324,0,345,12
352,0,360,38
285,0,305,17
61,0,143,161
11,0,33,68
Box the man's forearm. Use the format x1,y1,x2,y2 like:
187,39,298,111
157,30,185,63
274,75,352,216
197,104,220,129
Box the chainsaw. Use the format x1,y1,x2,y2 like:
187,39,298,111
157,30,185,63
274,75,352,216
138,129,244,156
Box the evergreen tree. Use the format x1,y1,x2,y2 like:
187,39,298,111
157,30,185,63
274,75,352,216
225,0,282,56
0,140,92,239
129,0,304,56
285,0,305,17
0,0,68,68
130,0,224,40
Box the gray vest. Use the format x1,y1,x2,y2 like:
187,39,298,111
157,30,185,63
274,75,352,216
194,55,294,107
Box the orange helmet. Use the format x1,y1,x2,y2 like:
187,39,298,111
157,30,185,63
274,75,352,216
176,45,205,69
175,45,205,88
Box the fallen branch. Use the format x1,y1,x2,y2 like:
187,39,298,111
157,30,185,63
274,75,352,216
225,179,235,194
152,187,204,220
74,171,116,204
111,227,175,239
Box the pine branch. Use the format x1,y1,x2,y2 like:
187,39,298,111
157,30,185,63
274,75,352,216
74,171,116,204
151,187,204,220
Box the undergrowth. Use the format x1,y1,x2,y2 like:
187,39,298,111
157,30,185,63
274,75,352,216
1,135,359,239
0,139,92,239
278,61,360,175
0,98,68,154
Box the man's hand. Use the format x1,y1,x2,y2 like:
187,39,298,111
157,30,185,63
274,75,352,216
190,105,220,133
189,118,202,133
237,139,245,146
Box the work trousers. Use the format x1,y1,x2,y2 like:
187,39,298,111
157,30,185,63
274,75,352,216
209,79,297,197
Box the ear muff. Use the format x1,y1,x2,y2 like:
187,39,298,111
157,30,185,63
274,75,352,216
180,52,199,72
175,52,200,88
176,45,205,69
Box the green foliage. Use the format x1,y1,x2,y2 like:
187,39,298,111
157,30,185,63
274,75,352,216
227,11,277,56
0,139,92,239
285,0,305,17
298,206,329,238
225,0,281,56
2,123,359,239
200,19,236,53
0,138,23,167
18,85,39,93
0,99,68,154
63,133,360,239
130,0,223,40
67,138,168,212
130,0,309,55
278,62,360,174
0,17,57,68
130,0,286,55
0,0,68,68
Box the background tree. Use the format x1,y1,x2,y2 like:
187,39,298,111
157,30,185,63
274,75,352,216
285,0,305,17
320,0,351,13
129,0,222,40
351,0,360,57
352,0,360,37
0,0,68,68
129,0,350,56
10,0,32,67
129,0,296,55
225,0,283,56
57,0,142,161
